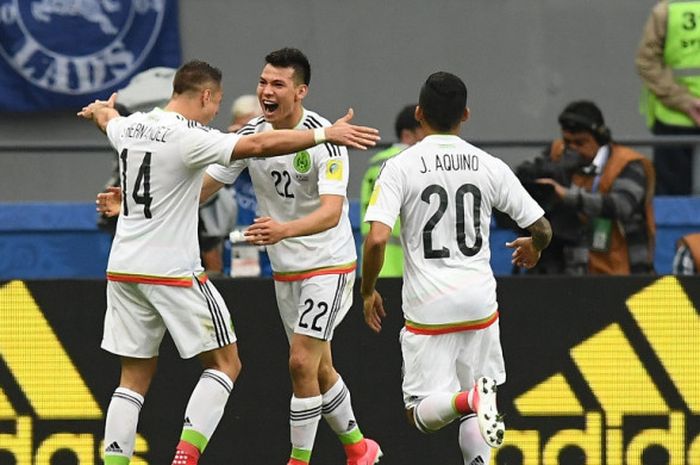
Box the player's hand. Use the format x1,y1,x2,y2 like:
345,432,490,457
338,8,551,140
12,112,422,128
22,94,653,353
96,186,122,217
324,108,381,150
506,237,541,269
78,92,117,120
244,216,288,245
362,289,386,333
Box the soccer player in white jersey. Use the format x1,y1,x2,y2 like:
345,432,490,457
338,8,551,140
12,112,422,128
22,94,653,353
79,59,379,465
361,72,552,464
203,48,382,465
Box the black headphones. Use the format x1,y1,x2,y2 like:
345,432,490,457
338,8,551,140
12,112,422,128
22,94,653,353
558,111,612,145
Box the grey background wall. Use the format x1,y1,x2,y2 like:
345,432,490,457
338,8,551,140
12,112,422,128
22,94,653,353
0,0,657,202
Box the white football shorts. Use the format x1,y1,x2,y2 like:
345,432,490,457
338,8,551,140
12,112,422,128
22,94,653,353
274,271,355,342
400,321,505,409
102,278,236,359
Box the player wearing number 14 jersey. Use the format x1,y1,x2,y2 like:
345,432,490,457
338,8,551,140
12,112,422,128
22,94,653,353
105,108,237,285
361,72,551,464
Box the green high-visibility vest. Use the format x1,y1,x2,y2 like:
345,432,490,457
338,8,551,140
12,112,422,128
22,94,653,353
360,144,405,277
644,0,700,127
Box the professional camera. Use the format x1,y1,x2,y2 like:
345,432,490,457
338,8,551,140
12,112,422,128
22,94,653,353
514,148,586,210
520,147,588,239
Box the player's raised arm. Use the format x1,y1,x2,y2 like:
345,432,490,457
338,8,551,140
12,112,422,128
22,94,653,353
77,92,120,133
230,108,379,160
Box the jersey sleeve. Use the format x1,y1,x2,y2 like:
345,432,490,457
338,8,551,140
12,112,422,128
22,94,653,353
181,128,240,169
364,159,402,229
206,159,247,185
105,116,126,151
493,160,544,229
317,143,349,197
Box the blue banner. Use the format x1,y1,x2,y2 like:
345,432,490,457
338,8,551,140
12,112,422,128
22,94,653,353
0,0,181,112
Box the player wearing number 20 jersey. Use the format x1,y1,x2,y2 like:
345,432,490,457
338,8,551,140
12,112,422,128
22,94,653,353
365,134,544,330
362,72,550,462
106,108,240,286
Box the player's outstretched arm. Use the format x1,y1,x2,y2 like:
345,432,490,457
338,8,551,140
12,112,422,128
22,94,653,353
506,215,552,269
230,108,379,160
325,108,381,149
77,93,120,133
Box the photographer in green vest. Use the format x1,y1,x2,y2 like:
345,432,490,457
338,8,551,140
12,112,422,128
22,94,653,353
360,104,424,276
636,0,700,195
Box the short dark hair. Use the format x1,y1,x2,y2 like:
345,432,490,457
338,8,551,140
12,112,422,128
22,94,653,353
418,72,467,132
558,100,612,144
394,104,420,139
265,48,311,86
558,101,604,133
172,60,222,95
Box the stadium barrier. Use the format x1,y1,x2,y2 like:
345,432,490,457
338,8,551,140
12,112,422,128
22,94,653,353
0,276,698,465
1,197,700,280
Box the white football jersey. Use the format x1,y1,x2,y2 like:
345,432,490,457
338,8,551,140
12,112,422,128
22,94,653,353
105,108,239,286
365,134,543,327
206,109,356,279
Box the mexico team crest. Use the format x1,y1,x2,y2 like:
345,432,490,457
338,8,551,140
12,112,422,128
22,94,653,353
293,151,312,174
0,0,180,111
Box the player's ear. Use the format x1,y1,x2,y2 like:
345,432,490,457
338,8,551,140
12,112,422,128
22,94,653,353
296,84,308,101
415,105,423,123
462,107,470,122
201,88,212,107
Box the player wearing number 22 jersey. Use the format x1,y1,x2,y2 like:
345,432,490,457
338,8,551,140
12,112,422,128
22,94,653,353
207,109,355,281
204,48,381,465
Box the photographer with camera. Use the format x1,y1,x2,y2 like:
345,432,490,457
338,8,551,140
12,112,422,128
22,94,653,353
533,101,656,275
510,140,586,274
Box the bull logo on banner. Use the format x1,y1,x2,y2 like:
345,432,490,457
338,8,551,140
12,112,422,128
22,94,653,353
31,0,123,35
0,0,177,109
